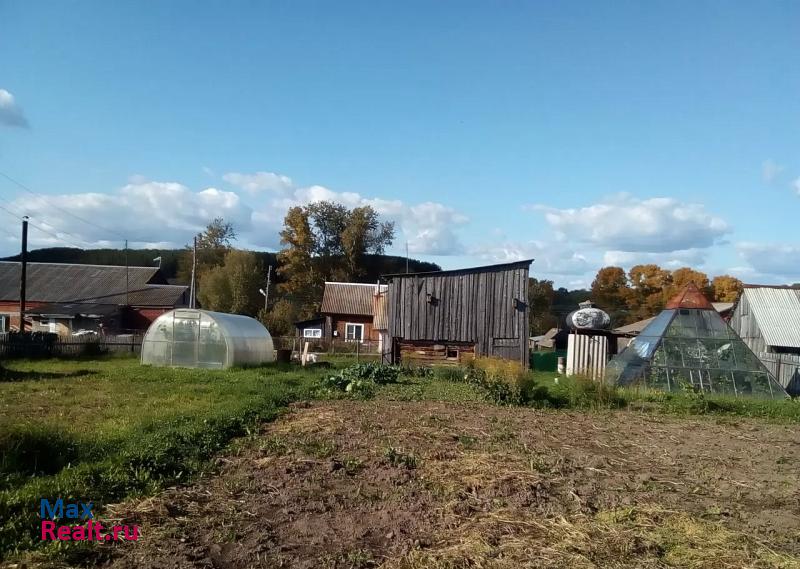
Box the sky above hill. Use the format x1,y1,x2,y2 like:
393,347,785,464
1,1,798,287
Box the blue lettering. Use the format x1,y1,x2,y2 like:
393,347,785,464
80,502,94,519
40,498,63,520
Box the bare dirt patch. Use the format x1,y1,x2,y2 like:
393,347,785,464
107,401,800,568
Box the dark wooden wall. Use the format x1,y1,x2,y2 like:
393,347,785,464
386,262,531,367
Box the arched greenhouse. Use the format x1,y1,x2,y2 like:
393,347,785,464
141,309,275,369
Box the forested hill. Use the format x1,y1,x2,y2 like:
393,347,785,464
1,247,441,285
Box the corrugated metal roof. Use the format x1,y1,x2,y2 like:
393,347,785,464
0,262,185,306
382,259,534,279
743,287,800,348
614,317,655,335
320,282,386,316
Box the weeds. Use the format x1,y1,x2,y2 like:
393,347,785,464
383,447,419,469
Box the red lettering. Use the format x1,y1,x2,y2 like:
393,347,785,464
41,520,56,540
57,525,71,540
72,525,87,540
112,526,122,540
123,525,139,541
93,522,103,541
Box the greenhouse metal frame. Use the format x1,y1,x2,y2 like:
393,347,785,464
141,309,275,369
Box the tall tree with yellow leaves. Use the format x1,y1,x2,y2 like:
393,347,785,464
712,275,743,302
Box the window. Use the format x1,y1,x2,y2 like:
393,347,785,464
48,319,58,333
345,323,364,342
303,328,322,338
446,348,459,359
0,315,7,332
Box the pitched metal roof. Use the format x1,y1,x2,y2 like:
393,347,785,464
320,282,387,316
26,302,121,318
742,286,800,348
0,261,185,306
382,259,534,279
665,283,714,310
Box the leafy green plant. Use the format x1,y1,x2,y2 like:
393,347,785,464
383,447,419,469
319,362,401,397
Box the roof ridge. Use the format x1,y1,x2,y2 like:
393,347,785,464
0,260,158,270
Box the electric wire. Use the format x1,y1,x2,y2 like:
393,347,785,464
0,170,128,241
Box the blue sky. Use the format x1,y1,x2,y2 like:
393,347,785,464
1,0,798,287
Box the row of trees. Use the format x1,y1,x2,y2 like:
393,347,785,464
184,202,396,335
181,211,744,340
528,266,744,335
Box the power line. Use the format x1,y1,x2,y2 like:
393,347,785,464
0,204,88,250
0,170,128,240
0,200,91,248
25,220,88,250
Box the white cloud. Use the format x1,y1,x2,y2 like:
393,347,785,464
602,248,708,269
8,180,253,248
0,89,29,128
3,171,470,256
762,159,785,184
529,194,729,253
242,173,469,255
737,242,800,281
223,171,295,195
472,240,589,276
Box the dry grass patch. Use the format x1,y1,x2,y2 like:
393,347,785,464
387,507,800,569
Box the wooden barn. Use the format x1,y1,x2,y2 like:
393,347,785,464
384,260,533,367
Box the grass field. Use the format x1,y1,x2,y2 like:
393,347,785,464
1,356,799,567
0,357,325,560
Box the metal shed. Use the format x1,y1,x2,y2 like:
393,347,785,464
384,260,532,367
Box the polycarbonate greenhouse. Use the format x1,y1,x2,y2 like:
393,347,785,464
606,284,787,399
141,309,275,369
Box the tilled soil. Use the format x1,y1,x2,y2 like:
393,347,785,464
106,402,800,568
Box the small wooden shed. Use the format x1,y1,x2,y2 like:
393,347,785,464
384,260,533,367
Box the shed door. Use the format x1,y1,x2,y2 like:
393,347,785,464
492,338,521,361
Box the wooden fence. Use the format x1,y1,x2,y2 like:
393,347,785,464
272,336,383,358
756,351,800,395
0,332,144,359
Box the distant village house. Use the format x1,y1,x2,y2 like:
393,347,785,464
0,262,188,335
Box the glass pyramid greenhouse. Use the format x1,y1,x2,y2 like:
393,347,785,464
606,284,787,399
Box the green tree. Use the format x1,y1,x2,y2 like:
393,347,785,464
276,206,321,315
528,278,557,335
277,201,395,315
178,218,237,283
260,298,301,337
198,250,265,316
341,206,395,279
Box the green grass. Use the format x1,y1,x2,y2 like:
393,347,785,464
0,357,326,560
2,356,798,563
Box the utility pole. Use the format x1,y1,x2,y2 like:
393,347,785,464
19,217,28,332
189,236,197,309
405,241,409,273
125,239,129,306
264,265,272,311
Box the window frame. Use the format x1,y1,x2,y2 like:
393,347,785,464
345,322,365,342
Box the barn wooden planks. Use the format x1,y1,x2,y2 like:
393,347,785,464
385,260,532,367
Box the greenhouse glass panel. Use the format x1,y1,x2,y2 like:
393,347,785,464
606,284,786,399
141,309,275,369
